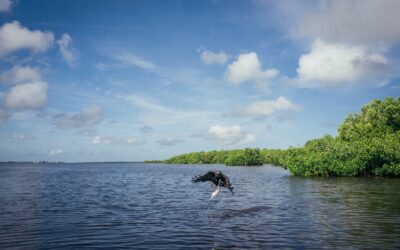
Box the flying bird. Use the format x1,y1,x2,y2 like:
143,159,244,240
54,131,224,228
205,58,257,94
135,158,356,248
192,171,234,198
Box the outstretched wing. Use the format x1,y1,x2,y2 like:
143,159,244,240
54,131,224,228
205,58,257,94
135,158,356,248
192,171,216,183
220,173,234,194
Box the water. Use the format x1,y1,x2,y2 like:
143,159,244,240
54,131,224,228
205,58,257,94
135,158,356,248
1,163,400,249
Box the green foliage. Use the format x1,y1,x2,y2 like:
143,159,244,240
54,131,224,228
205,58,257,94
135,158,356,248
338,98,400,141
283,97,400,177
164,148,265,166
224,148,264,166
164,150,225,164
261,149,288,166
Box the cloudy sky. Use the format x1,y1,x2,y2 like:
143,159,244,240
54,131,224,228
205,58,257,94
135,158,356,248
0,0,399,162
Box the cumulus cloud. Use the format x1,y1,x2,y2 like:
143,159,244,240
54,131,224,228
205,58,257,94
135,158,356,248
296,39,389,87
4,81,48,109
115,53,155,70
0,0,14,12
157,137,184,146
296,0,400,45
92,136,139,145
225,52,278,85
1,65,42,84
263,1,399,88
53,105,102,129
0,21,54,56
232,96,301,118
206,124,256,146
57,34,77,67
200,49,229,65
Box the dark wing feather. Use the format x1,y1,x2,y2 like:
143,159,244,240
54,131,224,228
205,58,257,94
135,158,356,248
191,171,216,183
220,173,234,194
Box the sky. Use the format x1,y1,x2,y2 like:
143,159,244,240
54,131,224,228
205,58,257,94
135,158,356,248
0,0,399,162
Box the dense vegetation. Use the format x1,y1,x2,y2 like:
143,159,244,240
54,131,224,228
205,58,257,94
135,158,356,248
162,148,286,166
283,98,400,177
164,148,265,166
158,98,400,177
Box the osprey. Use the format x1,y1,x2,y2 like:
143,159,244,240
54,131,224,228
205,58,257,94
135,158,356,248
192,171,234,198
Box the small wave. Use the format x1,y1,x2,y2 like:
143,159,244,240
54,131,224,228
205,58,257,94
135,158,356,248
215,206,271,220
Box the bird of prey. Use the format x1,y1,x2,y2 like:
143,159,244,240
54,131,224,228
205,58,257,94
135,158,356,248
192,171,234,198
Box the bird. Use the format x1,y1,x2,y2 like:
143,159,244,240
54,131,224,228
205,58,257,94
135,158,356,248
192,171,234,198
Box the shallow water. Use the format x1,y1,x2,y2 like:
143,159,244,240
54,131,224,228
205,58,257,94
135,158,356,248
1,163,399,249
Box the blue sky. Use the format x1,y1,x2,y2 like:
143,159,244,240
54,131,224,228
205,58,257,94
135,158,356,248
0,0,399,162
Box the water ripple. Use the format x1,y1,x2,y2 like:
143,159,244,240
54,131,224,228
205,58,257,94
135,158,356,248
1,163,400,249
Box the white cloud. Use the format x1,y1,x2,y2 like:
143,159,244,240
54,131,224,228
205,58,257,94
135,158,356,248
53,105,102,129
0,21,54,56
0,0,14,12
92,136,111,145
57,34,77,67
232,96,301,117
296,39,389,87
115,53,155,70
258,1,397,88
4,81,48,109
48,149,63,155
225,52,278,85
91,136,100,144
1,65,42,84
296,0,400,45
206,124,256,145
92,136,139,145
200,49,229,65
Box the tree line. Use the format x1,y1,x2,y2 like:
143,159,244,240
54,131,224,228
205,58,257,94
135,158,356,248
149,98,400,177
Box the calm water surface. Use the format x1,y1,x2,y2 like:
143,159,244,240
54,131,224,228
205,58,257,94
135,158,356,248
1,163,400,249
